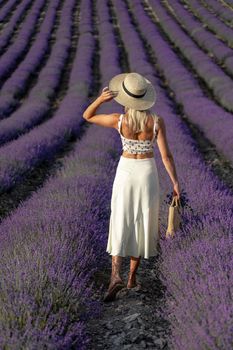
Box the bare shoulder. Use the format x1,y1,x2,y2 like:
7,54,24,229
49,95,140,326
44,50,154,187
111,113,121,129
153,114,164,130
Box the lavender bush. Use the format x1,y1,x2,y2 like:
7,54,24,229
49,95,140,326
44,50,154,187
0,0,61,119
195,0,233,25
0,0,124,346
112,0,233,348
0,0,232,348
127,0,233,164
182,0,233,44
0,0,33,52
0,0,47,81
0,0,19,22
164,0,233,73
148,0,233,112
0,120,120,348
0,0,94,194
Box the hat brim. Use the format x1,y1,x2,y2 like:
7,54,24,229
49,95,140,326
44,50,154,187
109,73,156,110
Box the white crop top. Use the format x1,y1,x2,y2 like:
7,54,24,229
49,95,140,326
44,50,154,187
118,114,160,154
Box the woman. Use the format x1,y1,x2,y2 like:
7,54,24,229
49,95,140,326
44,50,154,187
83,72,180,302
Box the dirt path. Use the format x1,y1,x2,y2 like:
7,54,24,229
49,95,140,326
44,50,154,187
86,253,170,350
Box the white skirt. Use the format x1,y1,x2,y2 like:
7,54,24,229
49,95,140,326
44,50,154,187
106,155,160,259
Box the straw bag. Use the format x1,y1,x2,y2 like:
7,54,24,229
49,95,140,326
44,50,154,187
166,195,181,238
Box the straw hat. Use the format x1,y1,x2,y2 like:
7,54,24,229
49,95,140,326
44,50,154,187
109,72,156,110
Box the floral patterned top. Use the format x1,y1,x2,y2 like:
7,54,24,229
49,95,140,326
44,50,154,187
118,114,160,154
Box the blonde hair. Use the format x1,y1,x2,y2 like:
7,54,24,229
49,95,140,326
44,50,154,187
124,106,154,133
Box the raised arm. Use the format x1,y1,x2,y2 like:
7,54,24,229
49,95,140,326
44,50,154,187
83,87,119,129
156,116,181,199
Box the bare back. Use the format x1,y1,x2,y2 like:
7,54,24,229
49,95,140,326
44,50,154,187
120,114,160,159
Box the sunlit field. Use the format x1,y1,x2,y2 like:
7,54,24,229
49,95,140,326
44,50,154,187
0,0,232,349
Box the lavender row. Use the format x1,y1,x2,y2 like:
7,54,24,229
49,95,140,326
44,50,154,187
148,0,233,113
0,0,122,345
0,0,46,83
0,0,34,52
182,0,233,46
0,104,119,348
202,0,233,25
0,0,19,22
132,0,233,164
96,0,121,86
0,0,71,143
113,0,233,348
0,0,61,120
165,0,233,76
0,0,94,194
223,0,233,8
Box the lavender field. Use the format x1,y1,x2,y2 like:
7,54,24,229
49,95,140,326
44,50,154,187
0,0,232,349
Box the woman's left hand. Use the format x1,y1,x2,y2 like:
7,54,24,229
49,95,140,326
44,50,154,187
98,87,117,103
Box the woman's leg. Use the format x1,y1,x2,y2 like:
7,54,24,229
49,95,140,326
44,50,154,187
107,255,124,291
127,256,141,288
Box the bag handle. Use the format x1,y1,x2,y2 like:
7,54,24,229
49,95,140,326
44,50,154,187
171,195,181,208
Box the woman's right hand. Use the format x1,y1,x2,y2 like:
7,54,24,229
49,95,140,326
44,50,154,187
98,87,117,103
173,182,181,200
